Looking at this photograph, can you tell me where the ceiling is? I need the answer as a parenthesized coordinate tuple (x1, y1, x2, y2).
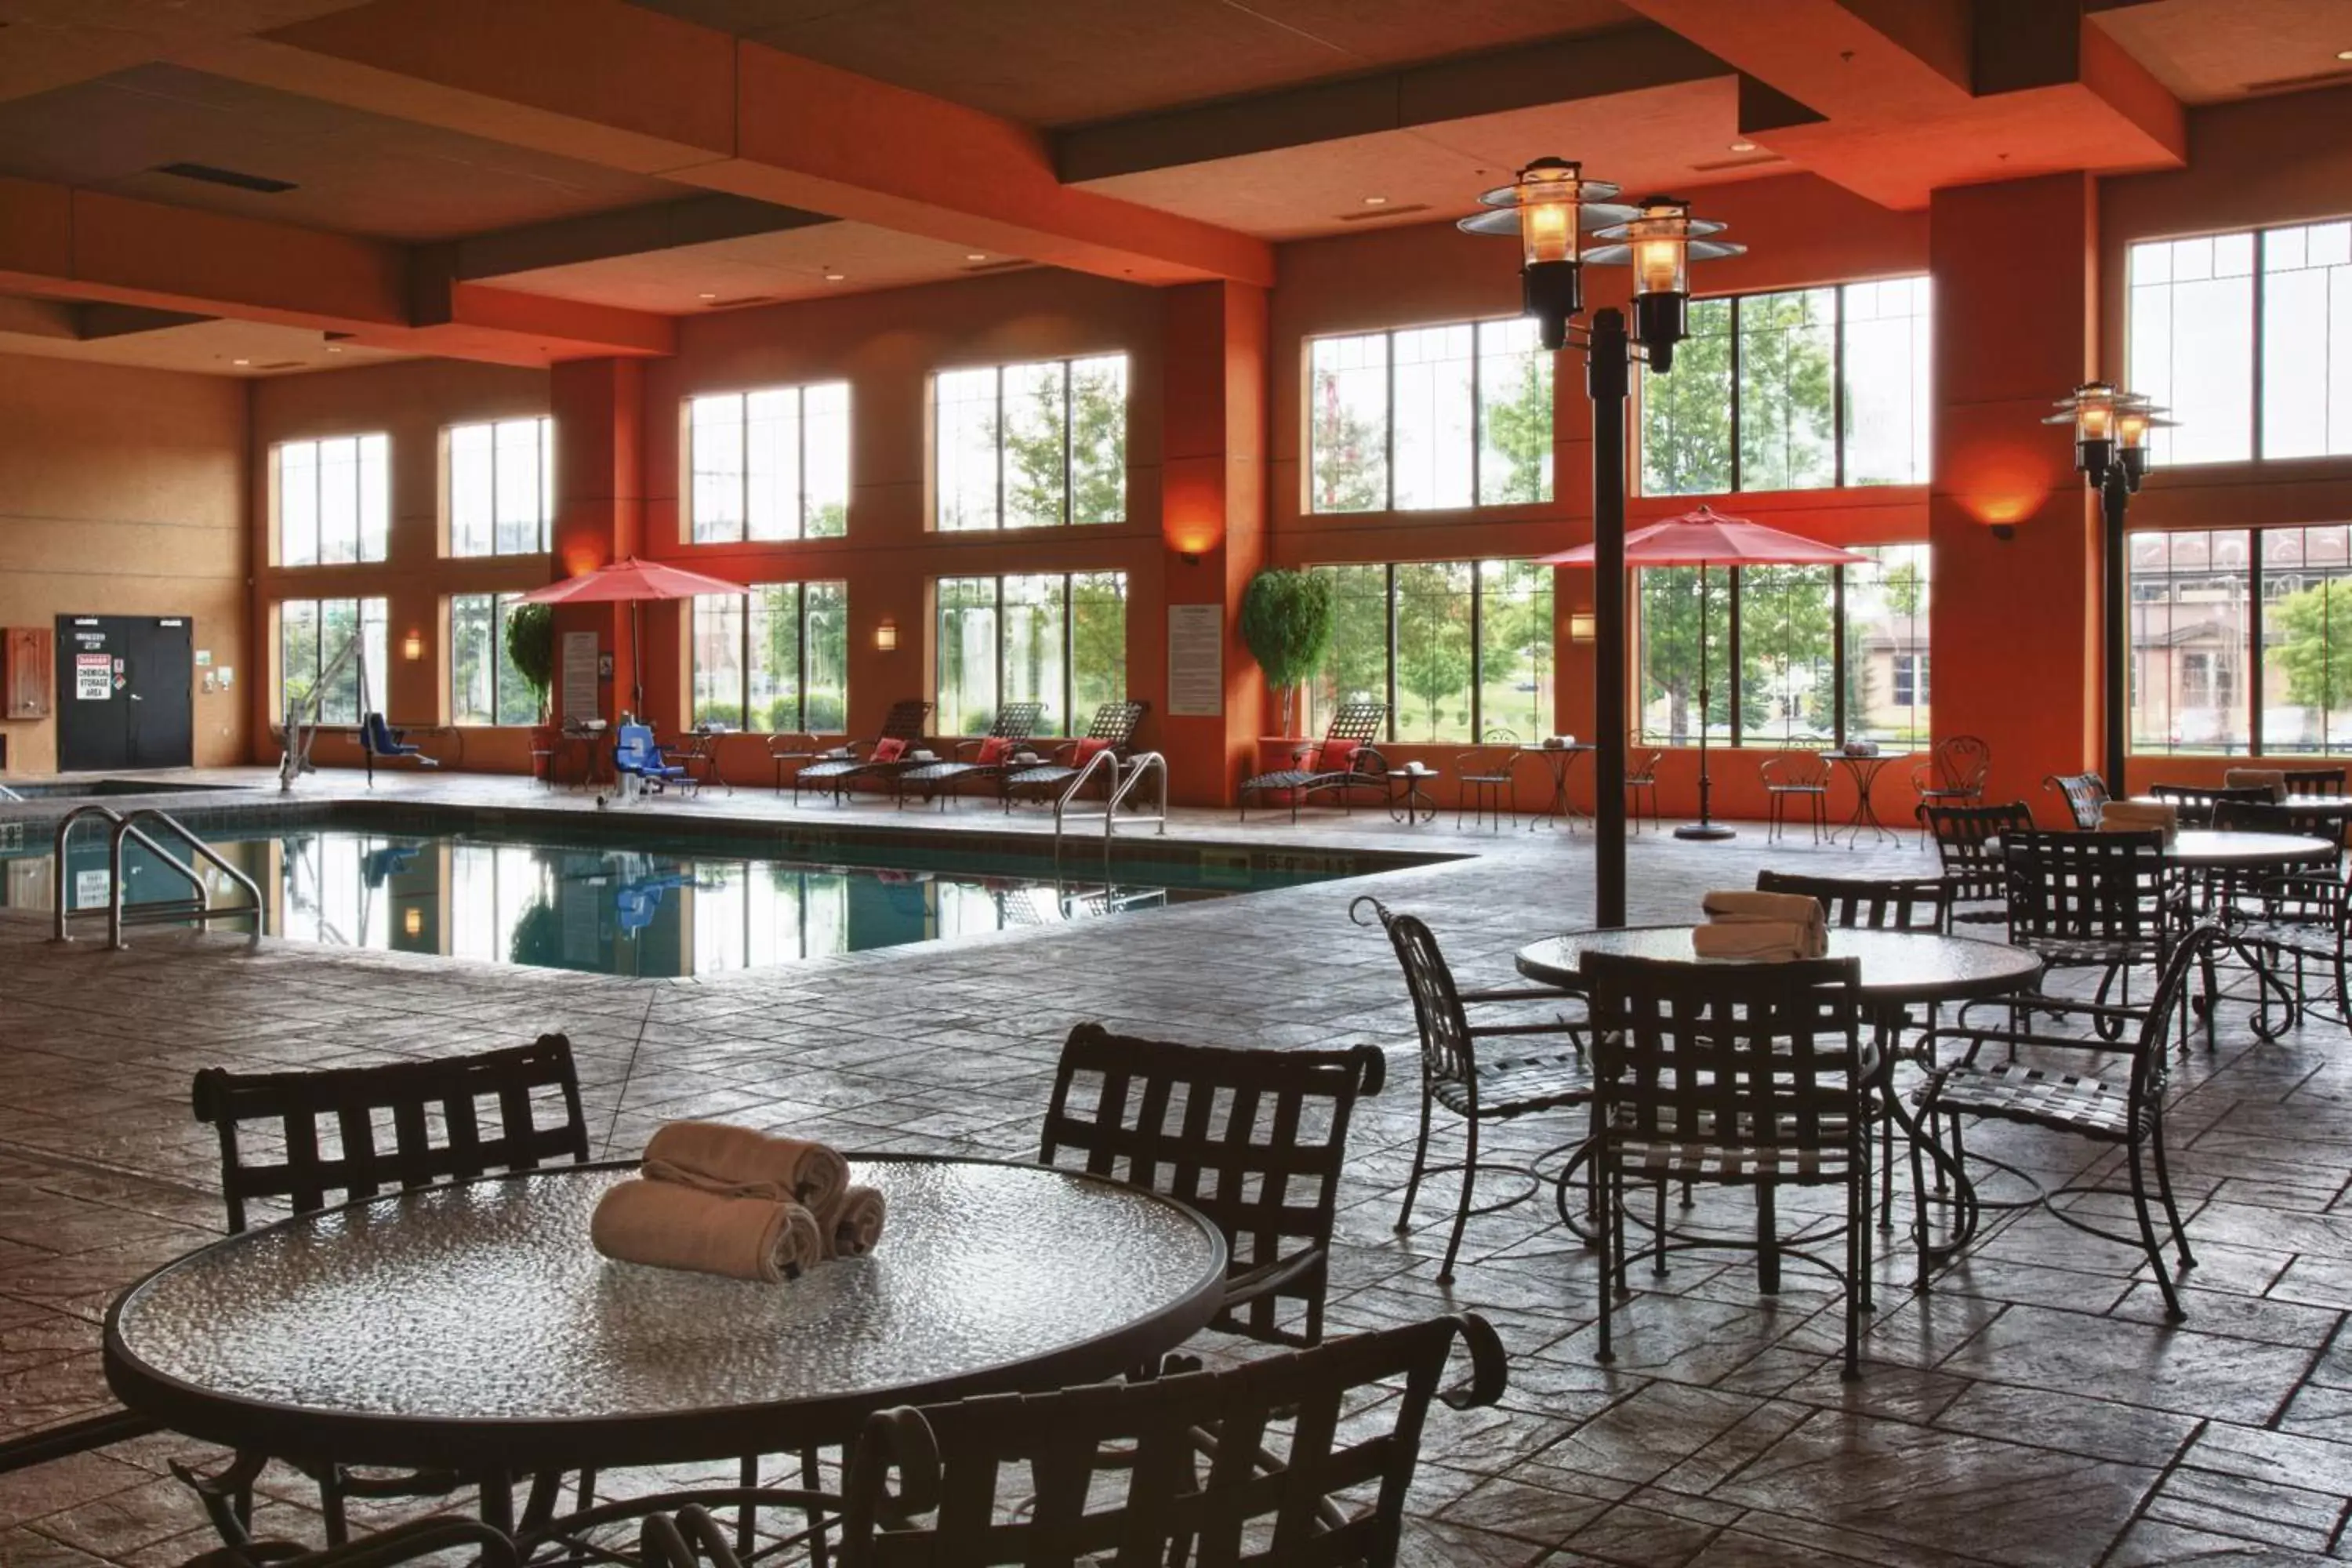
(622, 0, 1639, 126)
(0, 0, 2343, 375)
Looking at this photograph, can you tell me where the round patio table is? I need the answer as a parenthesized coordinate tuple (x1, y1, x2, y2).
(1817, 752, 1906, 849)
(1515, 924, 2042, 1007)
(1518, 742, 1595, 833)
(103, 1156, 1228, 1477)
(2163, 829, 2336, 866)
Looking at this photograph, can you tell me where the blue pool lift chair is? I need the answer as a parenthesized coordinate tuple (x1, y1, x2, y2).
(358, 712, 439, 786)
(610, 723, 693, 803)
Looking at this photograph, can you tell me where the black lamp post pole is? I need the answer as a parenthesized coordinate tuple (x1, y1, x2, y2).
(1589, 307, 1631, 929)
(2101, 466, 2130, 796)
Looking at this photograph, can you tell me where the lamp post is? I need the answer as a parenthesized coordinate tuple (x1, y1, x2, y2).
(2047, 383, 2172, 797)
(1463, 167, 1741, 927)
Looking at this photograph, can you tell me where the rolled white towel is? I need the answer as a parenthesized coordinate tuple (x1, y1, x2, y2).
(642, 1121, 851, 1216)
(1700, 890, 1828, 957)
(822, 1184, 888, 1259)
(1691, 922, 1811, 962)
(590, 1179, 824, 1283)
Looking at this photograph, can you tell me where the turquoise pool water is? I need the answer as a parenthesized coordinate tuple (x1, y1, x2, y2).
(4, 811, 1367, 978)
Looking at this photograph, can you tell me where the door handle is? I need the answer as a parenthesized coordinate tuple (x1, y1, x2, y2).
(129, 693, 143, 702)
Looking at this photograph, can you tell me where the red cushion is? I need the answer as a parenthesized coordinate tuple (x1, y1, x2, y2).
(1075, 736, 1113, 762)
(1319, 739, 1361, 771)
(871, 737, 907, 764)
(976, 736, 1014, 765)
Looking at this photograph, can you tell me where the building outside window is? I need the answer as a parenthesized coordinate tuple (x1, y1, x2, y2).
(689, 582, 850, 732)
(1640, 277, 1931, 496)
(688, 384, 851, 543)
(277, 435, 390, 565)
(935, 356, 1127, 531)
(1307, 318, 1552, 513)
(450, 592, 539, 725)
(449, 418, 554, 556)
(2129, 525, 2352, 755)
(1305, 560, 1555, 743)
(1634, 544, 1929, 750)
(934, 572, 1127, 735)
(2129, 220, 2352, 466)
(278, 597, 387, 723)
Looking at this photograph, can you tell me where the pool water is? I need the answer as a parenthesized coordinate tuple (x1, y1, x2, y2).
(3, 815, 1357, 978)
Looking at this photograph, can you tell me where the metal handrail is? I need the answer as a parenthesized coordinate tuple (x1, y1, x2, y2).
(1051, 746, 1125, 839)
(52, 804, 129, 942)
(1104, 751, 1168, 840)
(108, 809, 264, 949)
(0, 783, 22, 802)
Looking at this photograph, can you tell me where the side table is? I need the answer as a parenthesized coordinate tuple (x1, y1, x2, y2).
(1388, 762, 1439, 825)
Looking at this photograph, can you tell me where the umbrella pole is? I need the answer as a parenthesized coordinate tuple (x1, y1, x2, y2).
(632, 599, 644, 720)
(1676, 561, 1736, 841)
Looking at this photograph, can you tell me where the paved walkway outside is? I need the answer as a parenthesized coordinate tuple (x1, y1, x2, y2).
(2, 769, 2348, 1565)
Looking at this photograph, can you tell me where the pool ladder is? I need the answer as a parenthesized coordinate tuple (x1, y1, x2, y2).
(51, 804, 266, 950)
(1052, 750, 1168, 851)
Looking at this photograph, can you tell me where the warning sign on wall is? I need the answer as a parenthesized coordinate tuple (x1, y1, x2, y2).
(74, 654, 111, 701)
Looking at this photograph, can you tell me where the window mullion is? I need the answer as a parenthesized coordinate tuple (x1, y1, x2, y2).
(1726, 569, 1743, 750)
(2252, 230, 2268, 461)
(1831, 288, 1848, 488)
(1469, 567, 1484, 737)
(1062, 361, 1075, 528)
(739, 401, 753, 546)
(2249, 535, 2264, 757)
(1831, 568, 1848, 746)
(996, 368, 1007, 532)
(1728, 299, 1743, 494)
(1385, 332, 1398, 513)
(1385, 564, 1399, 744)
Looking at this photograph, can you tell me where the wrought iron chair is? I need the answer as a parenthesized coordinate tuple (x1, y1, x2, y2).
(1753, 869, 1950, 931)
(1003, 699, 1150, 807)
(1454, 728, 1519, 832)
(1911, 735, 1991, 821)
(1626, 739, 1664, 833)
(2207, 800, 2348, 1029)
(189, 1517, 524, 1568)
(1240, 701, 1389, 822)
(768, 730, 821, 794)
(183, 1037, 592, 1548)
(1761, 752, 1831, 844)
(2283, 767, 2347, 797)
(1922, 800, 2036, 928)
(1913, 923, 2223, 1319)
(2148, 782, 2274, 827)
(1353, 896, 1588, 1285)
(1039, 1023, 1383, 1348)
(894, 701, 1045, 808)
(1582, 952, 1875, 1380)
(2043, 771, 2110, 830)
(2003, 829, 2183, 1036)
(793, 699, 935, 804)
(830, 1312, 1507, 1567)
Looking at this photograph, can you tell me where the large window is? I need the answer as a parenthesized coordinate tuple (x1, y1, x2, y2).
(450, 418, 553, 557)
(1635, 544, 1929, 750)
(1640, 278, 1930, 496)
(2129, 221, 2352, 466)
(935, 572, 1127, 735)
(935, 357, 1127, 531)
(278, 597, 387, 723)
(1306, 560, 1555, 743)
(2129, 525, 2352, 756)
(690, 582, 849, 732)
(450, 592, 539, 726)
(277, 435, 390, 565)
(688, 383, 851, 543)
(1308, 318, 1552, 513)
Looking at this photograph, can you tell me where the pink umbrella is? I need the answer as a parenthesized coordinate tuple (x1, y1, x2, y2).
(1541, 506, 1869, 840)
(518, 557, 749, 718)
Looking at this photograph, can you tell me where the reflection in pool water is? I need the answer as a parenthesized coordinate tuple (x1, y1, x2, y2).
(5, 825, 1318, 978)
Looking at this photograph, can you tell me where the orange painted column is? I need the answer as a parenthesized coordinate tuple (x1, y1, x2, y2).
(1158, 281, 1269, 808)
(1928, 174, 2100, 824)
(550, 358, 648, 732)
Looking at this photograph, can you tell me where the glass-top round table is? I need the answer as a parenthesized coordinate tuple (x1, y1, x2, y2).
(1516, 924, 2043, 1007)
(104, 1156, 1228, 1473)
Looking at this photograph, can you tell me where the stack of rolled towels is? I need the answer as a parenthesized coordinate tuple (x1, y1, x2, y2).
(2224, 768, 2288, 802)
(1692, 889, 1830, 962)
(590, 1122, 887, 1283)
(2096, 800, 2178, 841)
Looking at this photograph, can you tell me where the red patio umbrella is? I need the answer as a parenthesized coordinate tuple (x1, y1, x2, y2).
(517, 557, 749, 720)
(1541, 506, 1869, 840)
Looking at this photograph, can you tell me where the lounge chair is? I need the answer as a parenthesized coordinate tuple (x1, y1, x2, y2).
(1002, 699, 1149, 808)
(611, 722, 691, 799)
(791, 699, 933, 804)
(359, 712, 439, 786)
(1239, 701, 1388, 822)
(894, 701, 1045, 808)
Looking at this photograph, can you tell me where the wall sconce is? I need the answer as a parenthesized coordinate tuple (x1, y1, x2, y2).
(1570, 611, 1597, 643)
(402, 630, 424, 661)
(403, 906, 423, 938)
(875, 620, 898, 652)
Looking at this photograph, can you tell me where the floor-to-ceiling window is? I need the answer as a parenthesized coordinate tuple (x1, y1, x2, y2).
(1305, 561, 1555, 742)
(933, 572, 1127, 735)
(688, 582, 850, 732)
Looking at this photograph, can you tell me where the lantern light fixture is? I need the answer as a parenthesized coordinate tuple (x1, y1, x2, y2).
(1458, 159, 1638, 350)
(2045, 382, 2168, 491)
(1583, 196, 1743, 372)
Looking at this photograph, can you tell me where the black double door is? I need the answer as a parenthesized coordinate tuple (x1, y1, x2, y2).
(55, 615, 194, 771)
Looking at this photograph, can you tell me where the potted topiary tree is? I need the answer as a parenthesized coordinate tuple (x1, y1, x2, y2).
(1240, 568, 1336, 739)
(506, 602, 556, 721)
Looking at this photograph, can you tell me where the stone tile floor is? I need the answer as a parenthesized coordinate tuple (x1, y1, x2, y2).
(2, 770, 2350, 1564)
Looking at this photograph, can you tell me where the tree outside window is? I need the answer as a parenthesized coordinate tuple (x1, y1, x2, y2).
(932, 572, 1128, 735)
(934, 357, 1127, 531)
(688, 384, 851, 543)
(278, 597, 386, 723)
(450, 592, 537, 725)
(1308, 318, 1553, 514)
(1306, 561, 1555, 744)
(689, 583, 850, 733)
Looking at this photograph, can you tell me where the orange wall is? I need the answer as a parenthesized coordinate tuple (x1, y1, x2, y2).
(0, 353, 249, 774)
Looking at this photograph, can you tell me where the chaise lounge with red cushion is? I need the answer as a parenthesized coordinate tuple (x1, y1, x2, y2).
(1003, 700, 1151, 809)
(894, 701, 1046, 808)
(789, 698, 934, 804)
(1239, 701, 1390, 823)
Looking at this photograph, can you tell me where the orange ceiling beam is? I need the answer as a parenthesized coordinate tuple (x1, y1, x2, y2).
(181, 0, 1276, 288)
(0, 177, 672, 366)
(1617, 0, 2183, 209)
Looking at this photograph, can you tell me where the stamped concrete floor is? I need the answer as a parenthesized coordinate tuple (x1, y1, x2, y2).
(2, 771, 2351, 1565)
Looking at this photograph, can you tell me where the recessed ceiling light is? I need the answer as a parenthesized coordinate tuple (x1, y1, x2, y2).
(325, 346, 342, 354)
(697, 291, 717, 300)
(231, 358, 250, 366)
(2338, 47, 2352, 60)
(965, 252, 986, 261)
(1362, 195, 1388, 206)
(823, 271, 845, 281)
(1729, 140, 1758, 153)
